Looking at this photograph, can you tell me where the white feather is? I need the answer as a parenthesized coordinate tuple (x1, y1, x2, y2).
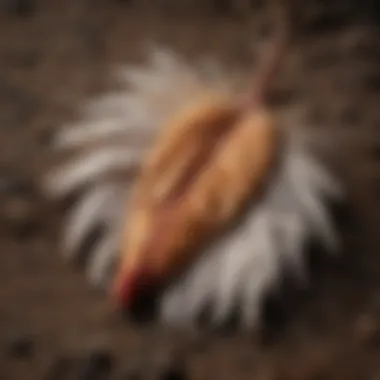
(295, 150, 342, 198)
(54, 119, 131, 150)
(276, 213, 308, 283)
(62, 184, 117, 257)
(287, 153, 339, 252)
(42, 45, 343, 330)
(44, 147, 142, 197)
(86, 231, 120, 287)
(213, 208, 280, 326)
(240, 213, 280, 328)
(159, 135, 342, 328)
(85, 188, 127, 287)
(83, 95, 152, 126)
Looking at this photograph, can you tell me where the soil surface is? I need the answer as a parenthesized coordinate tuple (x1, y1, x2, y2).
(0, 1, 379, 379)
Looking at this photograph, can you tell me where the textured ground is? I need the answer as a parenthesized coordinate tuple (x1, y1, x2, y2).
(0, 1, 379, 379)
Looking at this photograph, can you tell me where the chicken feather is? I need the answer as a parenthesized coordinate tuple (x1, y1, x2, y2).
(42, 44, 343, 330)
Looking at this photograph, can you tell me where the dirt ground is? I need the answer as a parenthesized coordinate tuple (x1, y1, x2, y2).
(0, 0, 379, 379)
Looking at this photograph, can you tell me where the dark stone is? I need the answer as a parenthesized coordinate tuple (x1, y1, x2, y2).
(6, 331, 34, 359)
(212, 0, 232, 14)
(248, 0, 264, 10)
(78, 346, 114, 379)
(6, 0, 35, 16)
(152, 347, 189, 380)
(158, 363, 188, 380)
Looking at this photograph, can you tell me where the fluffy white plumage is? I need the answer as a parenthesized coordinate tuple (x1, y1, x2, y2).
(43, 45, 343, 330)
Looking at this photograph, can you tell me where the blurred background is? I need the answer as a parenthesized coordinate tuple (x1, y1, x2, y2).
(0, 0, 379, 379)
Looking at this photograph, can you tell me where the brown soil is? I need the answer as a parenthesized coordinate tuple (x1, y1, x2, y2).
(0, 1, 379, 379)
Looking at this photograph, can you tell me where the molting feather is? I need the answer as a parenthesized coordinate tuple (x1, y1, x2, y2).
(42, 44, 343, 330)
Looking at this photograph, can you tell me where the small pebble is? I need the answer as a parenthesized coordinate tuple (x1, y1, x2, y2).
(6, 0, 35, 16)
(88, 348, 114, 373)
(77, 345, 114, 380)
(5, 331, 34, 359)
(153, 350, 189, 380)
(212, 0, 232, 13)
(159, 364, 188, 380)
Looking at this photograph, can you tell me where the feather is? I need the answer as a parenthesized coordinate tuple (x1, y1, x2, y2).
(42, 45, 343, 330)
(86, 230, 121, 287)
(61, 184, 118, 258)
(159, 134, 342, 328)
(44, 147, 142, 198)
